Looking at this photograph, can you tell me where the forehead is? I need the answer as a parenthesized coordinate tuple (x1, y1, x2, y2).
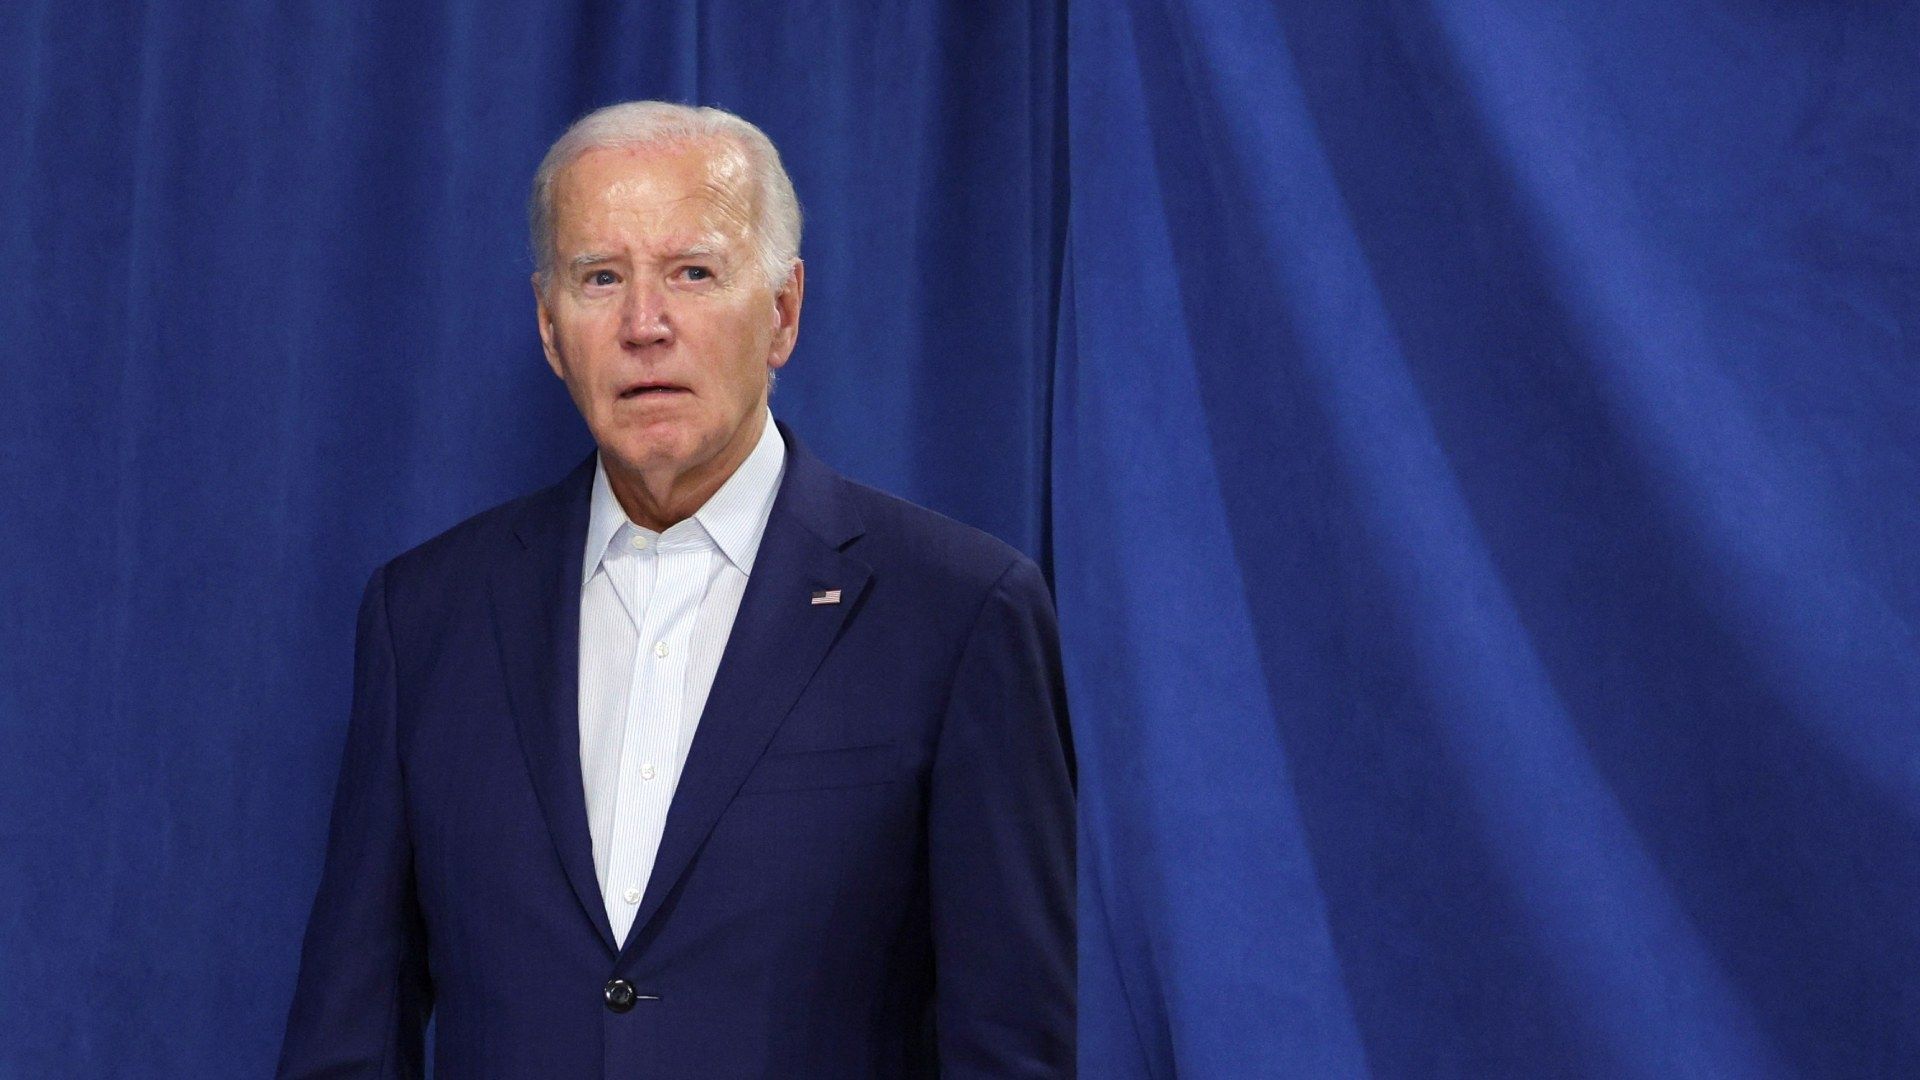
(550, 139, 755, 251)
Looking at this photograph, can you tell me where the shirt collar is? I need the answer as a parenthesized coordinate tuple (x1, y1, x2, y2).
(582, 410, 786, 584)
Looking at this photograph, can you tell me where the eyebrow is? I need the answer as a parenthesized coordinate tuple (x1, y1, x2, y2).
(568, 243, 725, 263)
(565, 242, 731, 274)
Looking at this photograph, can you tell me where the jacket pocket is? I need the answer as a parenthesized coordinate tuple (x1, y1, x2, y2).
(736, 742, 904, 795)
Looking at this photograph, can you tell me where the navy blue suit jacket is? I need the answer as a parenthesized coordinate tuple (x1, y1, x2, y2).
(278, 424, 1075, 1078)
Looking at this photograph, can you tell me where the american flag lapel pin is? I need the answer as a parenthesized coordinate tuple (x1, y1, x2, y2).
(810, 588, 842, 606)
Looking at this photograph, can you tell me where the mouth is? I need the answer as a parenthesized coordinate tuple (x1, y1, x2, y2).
(618, 380, 691, 400)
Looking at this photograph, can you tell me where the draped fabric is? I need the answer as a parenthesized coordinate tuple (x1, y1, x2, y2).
(2, 0, 1913, 1076)
(1060, 3, 1918, 1077)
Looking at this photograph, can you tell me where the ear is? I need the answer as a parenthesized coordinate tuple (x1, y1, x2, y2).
(767, 259, 804, 371)
(533, 273, 564, 379)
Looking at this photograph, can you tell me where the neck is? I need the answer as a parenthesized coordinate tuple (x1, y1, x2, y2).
(605, 411, 767, 532)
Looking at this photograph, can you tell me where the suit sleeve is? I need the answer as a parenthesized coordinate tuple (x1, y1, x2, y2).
(929, 555, 1077, 1078)
(277, 566, 434, 1079)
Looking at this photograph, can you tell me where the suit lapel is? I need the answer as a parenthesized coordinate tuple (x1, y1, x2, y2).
(489, 453, 619, 954)
(623, 425, 871, 951)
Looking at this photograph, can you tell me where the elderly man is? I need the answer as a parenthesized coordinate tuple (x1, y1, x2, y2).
(275, 101, 1074, 1079)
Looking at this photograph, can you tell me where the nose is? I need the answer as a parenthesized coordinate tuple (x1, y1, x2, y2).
(619, 282, 672, 350)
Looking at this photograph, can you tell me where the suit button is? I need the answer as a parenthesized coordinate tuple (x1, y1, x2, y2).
(604, 979, 637, 1013)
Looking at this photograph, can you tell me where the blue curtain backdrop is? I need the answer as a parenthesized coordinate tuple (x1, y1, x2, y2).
(2, 1, 1913, 1077)
(1061, 2, 1917, 1077)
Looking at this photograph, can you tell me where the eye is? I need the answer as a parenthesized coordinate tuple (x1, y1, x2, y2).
(587, 269, 619, 287)
(682, 266, 713, 282)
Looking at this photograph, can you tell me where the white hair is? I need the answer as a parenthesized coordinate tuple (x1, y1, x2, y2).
(529, 100, 803, 291)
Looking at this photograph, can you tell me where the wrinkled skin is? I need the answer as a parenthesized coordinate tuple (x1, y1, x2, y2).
(535, 138, 803, 530)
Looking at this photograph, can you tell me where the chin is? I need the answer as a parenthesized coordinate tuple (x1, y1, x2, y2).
(601, 433, 709, 479)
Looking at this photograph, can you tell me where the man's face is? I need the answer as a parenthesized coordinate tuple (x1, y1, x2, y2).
(536, 140, 801, 494)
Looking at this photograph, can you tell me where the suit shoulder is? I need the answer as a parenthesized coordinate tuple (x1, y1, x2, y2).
(837, 479, 1039, 599)
(373, 473, 571, 600)
(387, 492, 527, 574)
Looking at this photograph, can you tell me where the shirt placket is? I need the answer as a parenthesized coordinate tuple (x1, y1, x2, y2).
(602, 532, 710, 944)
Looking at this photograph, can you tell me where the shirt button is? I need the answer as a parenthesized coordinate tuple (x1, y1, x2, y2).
(623, 886, 641, 904)
(641, 763, 657, 780)
(629, 534, 647, 550)
(654, 641, 670, 658)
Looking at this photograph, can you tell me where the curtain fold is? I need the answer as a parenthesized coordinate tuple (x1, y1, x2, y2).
(1059, 2, 1918, 1076)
